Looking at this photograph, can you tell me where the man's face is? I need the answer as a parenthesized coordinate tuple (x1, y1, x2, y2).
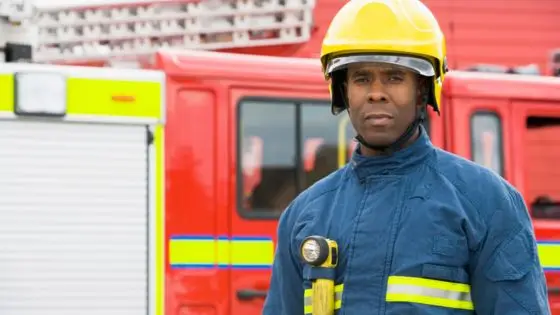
(345, 62, 422, 148)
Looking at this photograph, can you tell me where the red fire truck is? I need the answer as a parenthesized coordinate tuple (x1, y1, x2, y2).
(157, 48, 560, 315)
(1, 0, 559, 314)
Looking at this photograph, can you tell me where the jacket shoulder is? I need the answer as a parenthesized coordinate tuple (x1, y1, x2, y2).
(303, 165, 349, 201)
(279, 165, 350, 223)
(431, 148, 522, 219)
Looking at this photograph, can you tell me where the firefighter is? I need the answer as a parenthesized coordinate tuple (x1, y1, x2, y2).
(262, 0, 551, 314)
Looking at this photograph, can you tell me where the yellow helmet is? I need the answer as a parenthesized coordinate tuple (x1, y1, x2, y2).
(320, 0, 448, 115)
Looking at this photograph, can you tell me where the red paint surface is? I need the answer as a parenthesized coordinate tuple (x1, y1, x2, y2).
(158, 49, 560, 314)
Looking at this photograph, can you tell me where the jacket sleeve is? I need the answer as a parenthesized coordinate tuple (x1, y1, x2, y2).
(262, 204, 304, 315)
(470, 188, 550, 314)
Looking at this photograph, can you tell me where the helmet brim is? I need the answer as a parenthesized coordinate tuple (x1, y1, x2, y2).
(326, 54, 436, 77)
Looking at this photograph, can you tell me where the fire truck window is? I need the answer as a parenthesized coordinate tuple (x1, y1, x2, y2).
(241, 136, 263, 201)
(238, 100, 297, 217)
(526, 116, 560, 219)
(301, 102, 340, 189)
(470, 112, 504, 177)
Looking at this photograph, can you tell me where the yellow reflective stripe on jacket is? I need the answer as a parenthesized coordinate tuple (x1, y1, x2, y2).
(304, 288, 312, 314)
(386, 276, 474, 311)
(335, 284, 343, 309)
(304, 284, 344, 314)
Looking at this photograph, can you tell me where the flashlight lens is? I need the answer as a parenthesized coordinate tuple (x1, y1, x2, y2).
(302, 240, 321, 262)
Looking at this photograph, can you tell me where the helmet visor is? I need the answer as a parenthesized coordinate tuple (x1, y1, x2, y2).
(326, 54, 435, 77)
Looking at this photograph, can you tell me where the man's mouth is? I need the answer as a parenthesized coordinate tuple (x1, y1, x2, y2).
(365, 112, 394, 126)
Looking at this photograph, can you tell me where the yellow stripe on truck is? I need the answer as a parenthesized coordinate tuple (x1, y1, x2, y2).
(0, 71, 164, 121)
(169, 239, 560, 270)
(154, 125, 165, 315)
(169, 236, 274, 269)
(67, 78, 162, 119)
(0, 74, 14, 112)
(538, 241, 560, 271)
(230, 237, 275, 267)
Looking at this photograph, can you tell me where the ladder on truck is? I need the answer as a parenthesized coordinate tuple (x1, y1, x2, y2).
(0, 0, 35, 62)
(0, 0, 316, 64)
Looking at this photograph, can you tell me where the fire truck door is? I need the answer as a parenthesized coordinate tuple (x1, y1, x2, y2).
(230, 88, 338, 315)
(510, 100, 560, 308)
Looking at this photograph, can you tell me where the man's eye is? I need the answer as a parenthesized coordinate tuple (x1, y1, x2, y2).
(353, 77, 369, 83)
(389, 75, 404, 82)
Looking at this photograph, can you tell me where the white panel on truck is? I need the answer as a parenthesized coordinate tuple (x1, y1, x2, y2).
(0, 120, 149, 315)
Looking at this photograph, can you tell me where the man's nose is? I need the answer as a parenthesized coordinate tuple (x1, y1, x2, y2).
(367, 81, 388, 102)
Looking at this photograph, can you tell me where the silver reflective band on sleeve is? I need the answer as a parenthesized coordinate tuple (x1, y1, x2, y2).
(327, 54, 436, 77)
(385, 276, 474, 311)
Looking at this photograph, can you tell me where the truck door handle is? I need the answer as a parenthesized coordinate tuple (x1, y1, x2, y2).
(236, 289, 268, 300)
(548, 286, 560, 295)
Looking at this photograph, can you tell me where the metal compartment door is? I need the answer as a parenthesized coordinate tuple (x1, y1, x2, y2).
(0, 120, 149, 315)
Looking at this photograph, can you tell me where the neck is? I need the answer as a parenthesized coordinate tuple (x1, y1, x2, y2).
(360, 127, 421, 157)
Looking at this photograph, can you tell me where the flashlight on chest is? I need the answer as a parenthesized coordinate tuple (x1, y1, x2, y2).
(300, 235, 339, 315)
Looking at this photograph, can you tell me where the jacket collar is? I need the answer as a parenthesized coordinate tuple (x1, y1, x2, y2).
(349, 125, 434, 180)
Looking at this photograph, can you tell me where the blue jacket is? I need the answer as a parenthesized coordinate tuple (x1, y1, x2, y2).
(262, 127, 550, 315)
